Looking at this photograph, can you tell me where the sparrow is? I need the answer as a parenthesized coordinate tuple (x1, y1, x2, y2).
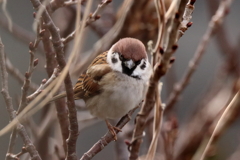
(51, 38, 152, 140)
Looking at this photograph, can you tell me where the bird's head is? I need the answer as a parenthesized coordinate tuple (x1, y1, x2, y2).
(107, 38, 152, 81)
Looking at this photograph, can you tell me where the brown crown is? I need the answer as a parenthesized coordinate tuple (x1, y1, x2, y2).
(112, 38, 147, 61)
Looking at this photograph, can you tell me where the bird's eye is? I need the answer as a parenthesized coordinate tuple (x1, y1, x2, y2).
(135, 60, 141, 65)
(119, 54, 124, 61)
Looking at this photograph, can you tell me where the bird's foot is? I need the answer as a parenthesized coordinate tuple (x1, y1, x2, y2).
(105, 120, 122, 141)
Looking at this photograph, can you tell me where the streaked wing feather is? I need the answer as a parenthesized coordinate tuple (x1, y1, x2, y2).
(73, 51, 109, 99)
(87, 64, 112, 81)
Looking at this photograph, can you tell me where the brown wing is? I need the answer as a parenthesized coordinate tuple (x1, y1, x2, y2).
(73, 51, 110, 99)
(87, 64, 112, 81)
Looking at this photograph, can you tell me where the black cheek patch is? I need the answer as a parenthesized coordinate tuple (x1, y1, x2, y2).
(140, 61, 146, 69)
(111, 57, 118, 63)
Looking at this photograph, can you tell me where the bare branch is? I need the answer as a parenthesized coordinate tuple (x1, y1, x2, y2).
(80, 107, 138, 160)
(50, 0, 85, 12)
(18, 29, 42, 113)
(165, 0, 234, 113)
(71, 0, 133, 77)
(29, 0, 79, 159)
(0, 37, 42, 160)
(200, 91, 240, 160)
(5, 128, 18, 160)
(5, 57, 38, 91)
(2, 0, 12, 31)
(62, 0, 112, 44)
(179, 0, 195, 38)
(129, 1, 189, 159)
(27, 68, 59, 102)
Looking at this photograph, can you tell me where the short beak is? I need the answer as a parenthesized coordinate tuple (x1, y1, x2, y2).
(124, 60, 135, 69)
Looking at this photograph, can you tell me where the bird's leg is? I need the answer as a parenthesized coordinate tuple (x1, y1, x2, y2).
(105, 119, 121, 141)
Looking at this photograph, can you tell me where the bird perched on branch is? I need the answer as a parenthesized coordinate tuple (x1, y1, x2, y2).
(51, 38, 152, 140)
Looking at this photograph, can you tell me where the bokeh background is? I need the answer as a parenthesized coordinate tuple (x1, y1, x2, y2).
(0, 0, 240, 159)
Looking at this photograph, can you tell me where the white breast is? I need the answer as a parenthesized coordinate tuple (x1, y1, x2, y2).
(86, 72, 147, 119)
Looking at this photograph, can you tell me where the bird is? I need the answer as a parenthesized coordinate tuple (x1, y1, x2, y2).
(51, 38, 152, 140)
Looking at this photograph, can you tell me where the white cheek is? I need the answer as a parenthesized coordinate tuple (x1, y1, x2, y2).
(111, 60, 122, 72)
(132, 60, 152, 82)
(107, 49, 122, 72)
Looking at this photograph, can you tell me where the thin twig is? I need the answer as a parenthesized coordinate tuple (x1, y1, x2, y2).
(152, 0, 166, 65)
(2, 0, 13, 31)
(178, 0, 195, 38)
(173, 85, 232, 159)
(15, 147, 28, 158)
(129, 1, 188, 159)
(0, 37, 42, 160)
(200, 91, 240, 160)
(79, 107, 139, 160)
(145, 0, 166, 158)
(50, 0, 85, 12)
(5, 128, 18, 160)
(5, 57, 38, 91)
(39, 15, 69, 155)
(62, 0, 112, 44)
(165, 0, 233, 113)
(30, 0, 79, 159)
(0, 0, 90, 139)
(71, 0, 133, 77)
(27, 68, 59, 102)
(146, 83, 164, 160)
(18, 29, 42, 113)
(40, 16, 70, 153)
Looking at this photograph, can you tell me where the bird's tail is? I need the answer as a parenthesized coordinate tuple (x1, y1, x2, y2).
(49, 92, 67, 103)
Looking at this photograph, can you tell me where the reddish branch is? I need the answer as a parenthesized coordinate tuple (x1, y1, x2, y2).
(200, 91, 240, 160)
(165, 0, 232, 113)
(63, 0, 112, 44)
(41, 21, 69, 154)
(5, 57, 38, 91)
(71, 0, 133, 77)
(179, 0, 195, 38)
(85, 0, 112, 26)
(49, 0, 67, 12)
(0, 38, 42, 160)
(79, 107, 138, 160)
(5, 25, 41, 160)
(29, 0, 78, 159)
(27, 68, 59, 102)
(14, 147, 28, 159)
(173, 86, 232, 159)
(50, 0, 86, 12)
(129, 0, 189, 159)
(18, 32, 41, 113)
(171, 0, 235, 159)
(6, 128, 17, 160)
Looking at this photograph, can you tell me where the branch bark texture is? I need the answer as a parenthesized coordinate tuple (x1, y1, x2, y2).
(0, 38, 42, 160)
(29, 0, 78, 159)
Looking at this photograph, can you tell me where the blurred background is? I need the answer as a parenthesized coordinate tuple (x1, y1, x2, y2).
(0, 0, 240, 159)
